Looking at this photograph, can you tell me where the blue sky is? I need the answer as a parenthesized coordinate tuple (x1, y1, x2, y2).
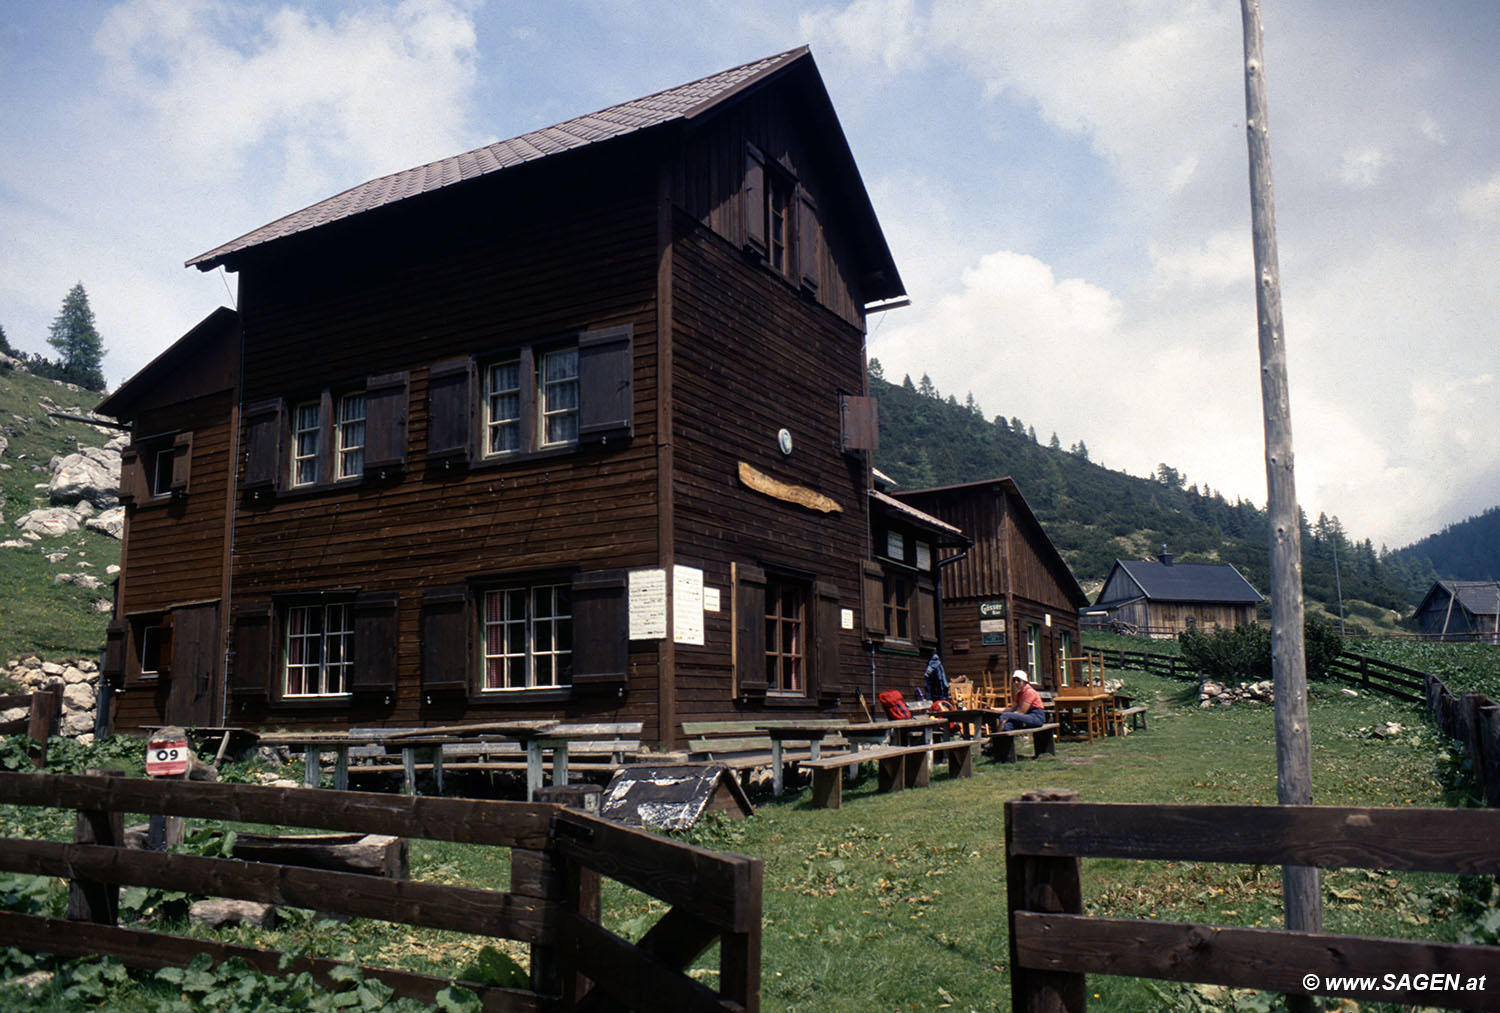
(3, 0, 1498, 550)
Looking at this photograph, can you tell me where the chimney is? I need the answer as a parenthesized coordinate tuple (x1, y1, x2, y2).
(1158, 545, 1173, 565)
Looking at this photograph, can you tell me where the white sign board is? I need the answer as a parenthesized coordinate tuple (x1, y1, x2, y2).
(673, 564, 705, 646)
(629, 568, 668, 640)
(840, 608, 855, 630)
(704, 586, 721, 613)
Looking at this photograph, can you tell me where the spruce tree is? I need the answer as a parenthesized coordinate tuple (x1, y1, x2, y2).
(47, 283, 106, 391)
(0, 322, 12, 355)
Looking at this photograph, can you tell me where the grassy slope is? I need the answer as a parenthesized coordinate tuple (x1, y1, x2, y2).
(0, 366, 120, 666)
(7, 657, 1482, 1011)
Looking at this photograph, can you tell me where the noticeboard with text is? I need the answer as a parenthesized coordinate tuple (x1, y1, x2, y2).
(980, 600, 1007, 645)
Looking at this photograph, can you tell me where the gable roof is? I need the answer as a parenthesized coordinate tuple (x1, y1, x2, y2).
(1096, 559, 1264, 608)
(96, 306, 239, 421)
(1415, 579, 1500, 619)
(870, 488, 968, 546)
(892, 477, 1092, 611)
(188, 47, 903, 299)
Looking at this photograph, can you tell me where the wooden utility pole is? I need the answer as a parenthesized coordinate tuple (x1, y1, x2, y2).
(1239, 0, 1323, 956)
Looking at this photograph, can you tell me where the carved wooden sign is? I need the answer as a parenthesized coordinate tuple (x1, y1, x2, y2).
(737, 461, 842, 514)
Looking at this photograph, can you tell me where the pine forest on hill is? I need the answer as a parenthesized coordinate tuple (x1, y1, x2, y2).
(1397, 505, 1500, 581)
(867, 365, 1442, 633)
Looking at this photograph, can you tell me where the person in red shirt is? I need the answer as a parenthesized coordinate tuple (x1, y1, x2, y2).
(998, 669, 1046, 731)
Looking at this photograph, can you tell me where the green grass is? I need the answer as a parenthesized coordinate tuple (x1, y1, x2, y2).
(0, 366, 120, 663)
(1346, 637, 1500, 699)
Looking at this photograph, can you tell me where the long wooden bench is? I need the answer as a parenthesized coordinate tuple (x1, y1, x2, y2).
(986, 722, 1059, 763)
(1117, 705, 1147, 731)
(799, 738, 985, 809)
(683, 719, 851, 793)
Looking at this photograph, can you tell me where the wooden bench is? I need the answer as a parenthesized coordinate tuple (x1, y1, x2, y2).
(986, 722, 1059, 763)
(799, 738, 985, 809)
(683, 719, 851, 793)
(1117, 706, 1147, 731)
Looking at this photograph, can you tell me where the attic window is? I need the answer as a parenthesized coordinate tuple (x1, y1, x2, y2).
(743, 144, 819, 294)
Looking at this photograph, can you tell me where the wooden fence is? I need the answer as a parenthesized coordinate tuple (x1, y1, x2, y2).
(0, 690, 60, 767)
(1006, 797, 1500, 1011)
(1095, 643, 1500, 806)
(0, 772, 762, 1012)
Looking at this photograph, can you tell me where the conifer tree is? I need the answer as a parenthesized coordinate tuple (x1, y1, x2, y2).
(0, 322, 13, 355)
(46, 283, 106, 391)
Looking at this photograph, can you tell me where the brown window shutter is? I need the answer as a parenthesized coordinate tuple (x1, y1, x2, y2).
(170, 432, 193, 495)
(229, 601, 275, 697)
(743, 146, 767, 256)
(571, 570, 627, 690)
(577, 326, 633, 444)
(352, 592, 399, 693)
(426, 357, 475, 463)
(364, 371, 409, 472)
(796, 187, 820, 294)
(840, 395, 879, 453)
(420, 586, 470, 693)
(103, 620, 127, 680)
(118, 447, 148, 505)
(243, 399, 284, 491)
(159, 613, 176, 678)
(862, 560, 887, 638)
(915, 580, 939, 650)
(813, 580, 841, 702)
(733, 563, 768, 699)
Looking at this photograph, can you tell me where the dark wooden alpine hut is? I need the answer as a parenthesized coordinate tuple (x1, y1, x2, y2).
(1412, 580, 1500, 642)
(892, 478, 1089, 692)
(98, 47, 908, 747)
(1090, 549, 1263, 637)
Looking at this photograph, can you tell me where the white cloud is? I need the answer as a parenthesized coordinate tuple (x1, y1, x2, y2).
(1457, 171, 1500, 222)
(1337, 147, 1387, 189)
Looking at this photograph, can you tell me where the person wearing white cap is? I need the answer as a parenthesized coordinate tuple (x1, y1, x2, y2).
(998, 669, 1046, 732)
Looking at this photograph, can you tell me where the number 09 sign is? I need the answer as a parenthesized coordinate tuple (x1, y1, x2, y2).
(146, 737, 190, 777)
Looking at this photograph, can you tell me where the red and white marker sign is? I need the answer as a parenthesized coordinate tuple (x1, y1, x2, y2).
(146, 737, 190, 777)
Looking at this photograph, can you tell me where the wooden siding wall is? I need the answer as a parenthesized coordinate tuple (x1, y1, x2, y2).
(670, 213, 869, 720)
(674, 87, 868, 328)
(895, 486, 1083, 690)
(222, 155, 664, 732)
(113, 390, 237, 732)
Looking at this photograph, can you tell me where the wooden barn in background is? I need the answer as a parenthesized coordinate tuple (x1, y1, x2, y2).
(891, 478, 1089, 693)
(97, 48, 927, 747)
(1412, 580, 1500, 642)
(1088, 550, 1264, 638)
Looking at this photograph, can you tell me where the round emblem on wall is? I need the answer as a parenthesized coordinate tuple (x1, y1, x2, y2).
(777, 428, 794, 455)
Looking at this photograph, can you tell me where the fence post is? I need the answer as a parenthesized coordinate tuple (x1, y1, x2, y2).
(1007, 789, 1085, 1013)
(66, 769, 124, 924)
(1359, 656, 1369, 692)
(25, 689, 58, 769)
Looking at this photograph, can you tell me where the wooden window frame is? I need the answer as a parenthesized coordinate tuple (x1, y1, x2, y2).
(742, 143, 820, 294)
(335, 391, 366, 480)
(883, 571, 914, 644)
(478, 581, 573, 693)
(281, 599, 356, 699)
(482, 356, 523, 457)
(149, 446, 174, 498)
(290, 399, 322, 488)
(763, 576, 808, 696)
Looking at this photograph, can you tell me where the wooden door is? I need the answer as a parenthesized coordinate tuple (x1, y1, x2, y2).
(165, 603, 221, 726)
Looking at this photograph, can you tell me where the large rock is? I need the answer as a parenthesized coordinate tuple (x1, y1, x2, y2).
(85, 506, 125, 539)
(189, 899, 277, 929)
(14, 507, 81, 537)
(48, 447, 120, 508)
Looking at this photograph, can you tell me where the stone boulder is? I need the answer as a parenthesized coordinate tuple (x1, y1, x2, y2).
(85, 506, 125, 539)
(14, 507, 80, 538)
(48, 446, 120, 508)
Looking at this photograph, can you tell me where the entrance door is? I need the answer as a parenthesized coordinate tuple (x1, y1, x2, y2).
(165, 603, 221, 726)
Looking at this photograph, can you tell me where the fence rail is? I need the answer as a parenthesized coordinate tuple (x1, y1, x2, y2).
(0, 772, 762, 1012)
(1006, 798, 1500, 1011)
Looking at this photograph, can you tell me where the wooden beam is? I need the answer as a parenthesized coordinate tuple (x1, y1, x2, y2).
(736, 461, 842, 514)
(1239, 0, 1321, 948)
(1014, 913, 1500, 1009)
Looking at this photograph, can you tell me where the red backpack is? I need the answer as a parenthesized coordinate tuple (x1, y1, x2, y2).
(877, 689, 912, 720)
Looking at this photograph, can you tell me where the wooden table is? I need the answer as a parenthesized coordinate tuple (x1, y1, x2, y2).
(386, 721, 567, 801)
(756, 723, 850, 796)
(1050, 690, 1114, 742)
(841, 717, 949, 784)
(930, 708, 1005, 738)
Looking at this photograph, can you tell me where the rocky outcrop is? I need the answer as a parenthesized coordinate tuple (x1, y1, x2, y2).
(48, 444, 122, 508)
(1198, 679, 1274, 707)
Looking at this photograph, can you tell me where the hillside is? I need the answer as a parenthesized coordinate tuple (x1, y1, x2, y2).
(0, 362, 122, 664)
(1397, 505, 1500, 581)
(868, 370, 1436, 632)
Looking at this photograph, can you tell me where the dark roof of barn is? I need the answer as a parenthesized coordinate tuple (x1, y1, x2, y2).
(870, 488, 968, 545)
(188, 47, 903, 298)
(96, 306, 238, 420)
(1416, 580, 1500, 618)
(1096, 559, 1264, 608)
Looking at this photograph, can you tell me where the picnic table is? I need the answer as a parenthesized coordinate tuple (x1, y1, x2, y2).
(1051, 688, 1115, 742)
(259, 720, 586, 801)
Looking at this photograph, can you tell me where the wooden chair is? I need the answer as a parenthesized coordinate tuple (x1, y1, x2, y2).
(948, 676, 977, 709)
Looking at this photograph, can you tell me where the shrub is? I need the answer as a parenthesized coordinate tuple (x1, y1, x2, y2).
(1180, 616, 1343, 683)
